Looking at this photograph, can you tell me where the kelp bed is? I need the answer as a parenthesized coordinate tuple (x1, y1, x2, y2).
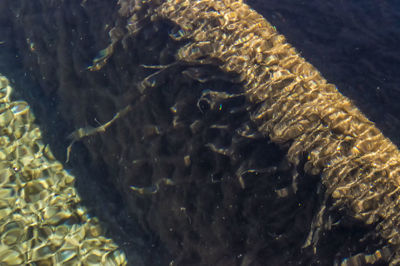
(0, 0, 399, 265)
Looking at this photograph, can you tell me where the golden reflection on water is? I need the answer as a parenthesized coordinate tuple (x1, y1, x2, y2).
(0, 75, 126, 265)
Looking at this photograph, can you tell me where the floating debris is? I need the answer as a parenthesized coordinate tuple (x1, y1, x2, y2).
(86, 45, 115, 71)
(66, 104, 132, 162)
(130, 178, 175, 195)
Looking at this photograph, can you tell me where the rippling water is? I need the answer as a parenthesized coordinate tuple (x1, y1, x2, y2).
(1, 0, 400, 265)
(248, 0, 400, 144)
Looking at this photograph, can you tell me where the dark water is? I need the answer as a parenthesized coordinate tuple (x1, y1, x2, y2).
(1, 0, 400, 265)
(248, 0, 400, 145)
